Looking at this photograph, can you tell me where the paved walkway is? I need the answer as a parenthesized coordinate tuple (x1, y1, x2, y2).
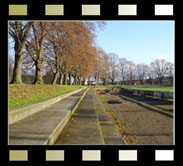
(55, 89, 124, 145)
(9, 88, 125, 145)
(55, 89, 105, 144)
(9, 89, 86, 145)
(94, 94, 125, 144)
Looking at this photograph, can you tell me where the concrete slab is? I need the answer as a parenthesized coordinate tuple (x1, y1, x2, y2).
(9, 89, 87, 145)
(9, 88, 87, 125)
(94, 94, 125, 145)
(55, 89, 105, 145)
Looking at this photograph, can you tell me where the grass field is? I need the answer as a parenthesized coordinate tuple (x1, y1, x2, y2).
(119, 85, 174, 91)
(9, 84, 83, 109)
(130, 87, 173, 91)
(94, 84, 173, 91)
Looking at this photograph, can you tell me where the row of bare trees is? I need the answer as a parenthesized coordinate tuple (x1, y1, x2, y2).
(9, 21, 174, 86)
(94, 50, 174, 85)
(9, 21, 106, 85)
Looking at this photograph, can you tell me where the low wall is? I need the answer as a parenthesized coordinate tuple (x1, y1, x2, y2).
(125, 89, 173, 100)
(9, 87, 87, 125)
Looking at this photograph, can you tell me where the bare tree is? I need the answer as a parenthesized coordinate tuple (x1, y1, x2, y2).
(108, 53, 119, 85)
(119, 58, 128, 84)
(9, 56, 14, 83)
(26, 22, 47, 84)
(100, 54, 110, 85)
(150, 59, 169, 85)
(94, 47, 107, 85)
(9, 21, 106, 85)
(147, 65, 155, 85)
(9, 21, 33, 83)
(21, 51, 35, 83)
(136, 63, 148, 85)
(126, 61, 136, 84)
(45, 22, 65, 84)
(166, 62, 174, 85)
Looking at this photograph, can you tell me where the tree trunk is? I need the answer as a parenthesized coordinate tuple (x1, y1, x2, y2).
(88, 77, 91, 85)
(10, 22, 33, 84)
(74, 76, 78, 85)
(159, 77, 163, 85)
(83, 78, 86, 85)
(52, 56, 60, 84)
(72, 75, 76, 85)
(34, 60, 43, 84)
(11, 40, 25, 84)
(78, 77, 81, 85)
(94, 76, 97, 86)
(59, 72, 64, 85)
(52, 71, 59, 84)
(32, 22, 46, 84)
(11, 49, 24, 84)
(122, 77, 125, 85)
(140, 79, 143, 85)
(103, 78, 107, 85)
(64, 72, 68, 85)
(69, 73, 72, 85)
(149, 77, 153, 85)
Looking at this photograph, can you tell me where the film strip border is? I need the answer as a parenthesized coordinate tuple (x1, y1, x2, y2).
(7, 4, 174, 17)
(8, 149, 175, 162)
(3, 1, 178, 166)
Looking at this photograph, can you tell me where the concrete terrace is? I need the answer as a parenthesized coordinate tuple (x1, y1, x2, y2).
(9, 89, 87, 145)
(55, 89, 124, 145)
(9, 88, 125, 145)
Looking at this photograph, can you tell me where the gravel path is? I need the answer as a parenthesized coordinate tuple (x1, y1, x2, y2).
(96, 88, 174, 145)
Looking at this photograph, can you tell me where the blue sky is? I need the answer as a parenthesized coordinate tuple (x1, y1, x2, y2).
(95, 21, 174, 64)
(9, 21, 174, 65)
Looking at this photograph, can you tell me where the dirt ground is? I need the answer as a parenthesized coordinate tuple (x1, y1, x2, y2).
(95, 87, 174, 145)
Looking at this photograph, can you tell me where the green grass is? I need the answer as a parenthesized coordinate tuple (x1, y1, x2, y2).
(88, 84, 173, 91)
(9, 84, 84, 109)
(92, 84, 173, 91)
(131, 87, 173, 91)
(119, 85, 173, 91)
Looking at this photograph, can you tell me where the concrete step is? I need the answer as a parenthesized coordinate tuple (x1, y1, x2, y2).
(94, 92, 125, 145)
(9, 89, 88, 145)
(9, 88, 87, 125)
(55, 89, 105, 145)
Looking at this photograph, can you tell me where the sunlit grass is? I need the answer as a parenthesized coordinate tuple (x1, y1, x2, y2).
(92, 84, 173, 91)
(131, 87, 173, 91)
(130, 87, 173, 91)
(9, 84, 83, 109)
(119, 85, 173, 91)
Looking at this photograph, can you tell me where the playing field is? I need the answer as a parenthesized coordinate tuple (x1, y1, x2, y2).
(120, 85, 173, 92)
